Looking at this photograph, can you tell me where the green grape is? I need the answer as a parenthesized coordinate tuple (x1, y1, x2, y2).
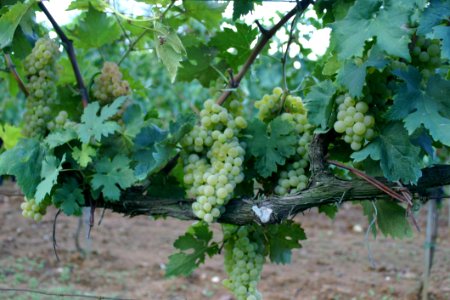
(20, 197, 49, 222)
(410, 35, 443, 78)
(333, 94, 376, 152)
(223, 226, 264, 300)
(182, 99, 247, 223)
(92, 62, 130, 105)
(22, 38, 60, 138)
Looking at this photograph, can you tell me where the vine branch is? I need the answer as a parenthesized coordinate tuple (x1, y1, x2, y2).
(216, 0, 313, 105)
(3, 52, 29, 96)
(37, 1, 88, 108)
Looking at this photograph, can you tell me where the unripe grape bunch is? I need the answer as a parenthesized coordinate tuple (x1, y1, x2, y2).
(92, 62, 130, 105)
(333, 95, 376, 151)
(47, 110, 75, 131)
(410, 35, 442, 78)
(255, 87, 313, 196)
(22, 38, 60, 138)
(20, 197, 49, 222)
(181, 99, 247, 223)
(223, 226, 264, 300)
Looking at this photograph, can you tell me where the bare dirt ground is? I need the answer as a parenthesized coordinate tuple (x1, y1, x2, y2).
(0, 181, 449, 300)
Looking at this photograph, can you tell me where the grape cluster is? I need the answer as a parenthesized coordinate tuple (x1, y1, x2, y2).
(47, 110, 74, 131)
(254, 87, 313, 196)
(20, 197, 49, 222)
(333, 95, 375, 151)
(411, 36, 442, 78)
(22, 38, 60, 138)
(223, 226, 264, 300)
(92, 62, 130, 105)
(181, 100, 247, 223)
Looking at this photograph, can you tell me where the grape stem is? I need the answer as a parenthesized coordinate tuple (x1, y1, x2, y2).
(216, 0, 313, 106)
(3, 52, 29, 96)
(37, 2, 89, 108)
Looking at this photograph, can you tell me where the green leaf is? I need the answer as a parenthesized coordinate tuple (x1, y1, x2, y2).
(146, 174, 185, 198)
(177, 46, 219, 86)
(336, 47, 388, 97)
(245, 117, 297, 178)
(417, 0, 450, 35)
(53, 178, 85, 216)
(432, 25, 450, 60)
(35, 154, 66, 204)
(77, 97, 126, 143)
(331, 0, 412, 60)
(388, 68, 450, 146)
(266, 221, 306, 264)
(91, 155, 136, 201)
(133, 125, 168, 180)
(232, 0, 260, 20)
(0, 139, 45, 199)
(69, 5, 121, 49)
(72, 144, 96, 168)
(318, 204, 338, 219)
(304, 79, 336, 132)
(362, 200, 413, 239)
(67, 0, 108, 11)
(166, 223, 219, 277)
(0, 123, 22, 149)
(183, 1, 227, 29)
(210, 23, 258, 68)
(154, 22, 186, 82)
(352, 122, 422, 184)
(0, 1, 34, 49)
(44, 128, 78, 149)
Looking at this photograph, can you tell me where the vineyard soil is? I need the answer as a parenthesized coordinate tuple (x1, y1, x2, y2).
(1, 181, 449, 300)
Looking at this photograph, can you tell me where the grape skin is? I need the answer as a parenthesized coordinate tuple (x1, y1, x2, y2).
(410, 35, 442, 78)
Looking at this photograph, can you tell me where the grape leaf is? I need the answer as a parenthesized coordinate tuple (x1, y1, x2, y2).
(331, 0, 412, 60)
(154, 22, 186, 82)
(304, 79, 336, 132)
(432, 25, 450, 60)
(210, 23, 258, 68)
(77, 97, 126, 143)
(35, 154, 66, 204)
(244, 117, 297, 178)
(318, 204, 338, 219)
(91, 155, 136, 201)
(362, 200, 413, 239)
(352, 122, 422, 184)
(146, 174, 185, 198)
(336, 47, 388, 97)
(53, 178, 85, 216)
(133, 114, 195, 180)
(177, 46, 219, 86)
(183, 1, 227, 29)
(232, 0, 260, 20)
(0, 139, 46, 199)
(166, 223, 219, 277)
(388, 68, 450, 146)
(266, 221, 306, 264)
(44, 128, 78, 149)
(72, 144, 96, 167)
(0, 1, 34, 49)
(0, 123, 22, 150)
(69, 5, 121, 49)
(417, 0, 450, 35)
(67, 0, 108, 11)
